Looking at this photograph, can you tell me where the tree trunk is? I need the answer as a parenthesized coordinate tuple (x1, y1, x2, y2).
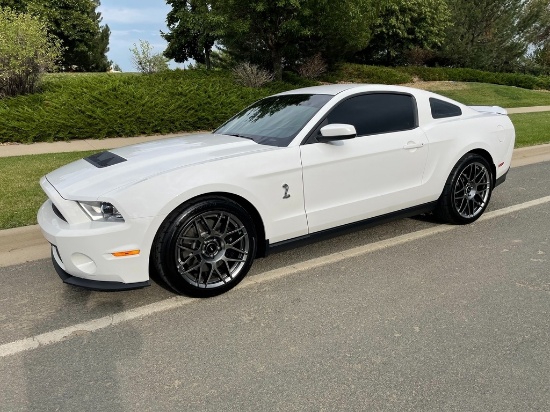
(205, 48, 211, 70)
(271, 48, 283, 81)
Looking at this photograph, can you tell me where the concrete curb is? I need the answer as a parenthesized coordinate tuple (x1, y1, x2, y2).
(510, 143, 550, 167)
(0, 226, 49, 268)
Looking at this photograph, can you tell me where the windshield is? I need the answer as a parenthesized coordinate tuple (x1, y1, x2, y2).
(215, 94, 333, 147)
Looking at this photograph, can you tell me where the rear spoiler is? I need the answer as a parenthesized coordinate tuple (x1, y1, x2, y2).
(469, 106, 508, 115)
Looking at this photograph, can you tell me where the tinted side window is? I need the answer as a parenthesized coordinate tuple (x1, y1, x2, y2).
(430, 98, 462, 119)
(327, 93, 417, 136)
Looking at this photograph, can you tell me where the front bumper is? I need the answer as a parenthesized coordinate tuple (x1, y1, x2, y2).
(51, 248, 150, 291)
(37, 178, 155, 288)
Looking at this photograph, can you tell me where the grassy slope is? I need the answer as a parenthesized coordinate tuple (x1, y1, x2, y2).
(426, 83, 550, 107)
(0, 71, 307, 143)
(1, 68, 549, 143)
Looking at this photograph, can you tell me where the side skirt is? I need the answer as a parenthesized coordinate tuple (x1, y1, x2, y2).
(266, 201, 437, 256)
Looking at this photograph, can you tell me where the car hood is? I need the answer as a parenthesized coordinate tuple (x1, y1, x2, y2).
(46, 133, 275, 200)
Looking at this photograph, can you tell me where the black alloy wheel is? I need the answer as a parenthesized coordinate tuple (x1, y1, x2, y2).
(153, 197, 257, 297)
(435, 153, 493, 224)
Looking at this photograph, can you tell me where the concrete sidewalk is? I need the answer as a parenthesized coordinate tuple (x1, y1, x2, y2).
(507, 105, 550, 114)
(0, 132, 200, 158)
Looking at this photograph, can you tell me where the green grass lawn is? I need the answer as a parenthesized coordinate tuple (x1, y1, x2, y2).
(509, 112, 550, 147)
(427, 83, 550, 107)
(1, 111, 547, 230)
(0, 151, 98, 229)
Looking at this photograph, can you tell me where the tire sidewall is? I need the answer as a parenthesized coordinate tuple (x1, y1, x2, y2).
(157, 197, 257, 297)
(447, 154, 493, 224)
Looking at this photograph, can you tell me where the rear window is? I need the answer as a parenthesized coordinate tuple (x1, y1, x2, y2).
(430, 98, 462, 119)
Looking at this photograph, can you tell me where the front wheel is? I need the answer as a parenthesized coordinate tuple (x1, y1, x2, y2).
(435, 153, 493, 224)
(152, 197, 257, 297)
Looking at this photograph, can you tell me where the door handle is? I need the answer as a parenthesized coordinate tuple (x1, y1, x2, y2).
(403, 142, 424, 150)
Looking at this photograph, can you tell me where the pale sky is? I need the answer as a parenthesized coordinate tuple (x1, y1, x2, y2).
(98, 0, 185, 72)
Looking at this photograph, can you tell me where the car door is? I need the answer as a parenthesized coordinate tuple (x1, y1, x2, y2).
(300, 92, 429, 233)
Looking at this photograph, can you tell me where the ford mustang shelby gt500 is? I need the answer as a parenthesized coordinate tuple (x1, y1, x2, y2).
(38, 84, 515, 296)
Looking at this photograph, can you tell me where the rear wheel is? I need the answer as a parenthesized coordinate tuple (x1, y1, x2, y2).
(152, 197, 257, 297)
(435, 153, 493, 224)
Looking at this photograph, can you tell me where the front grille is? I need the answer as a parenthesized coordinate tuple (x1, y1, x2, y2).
(52, 203, 67, 222)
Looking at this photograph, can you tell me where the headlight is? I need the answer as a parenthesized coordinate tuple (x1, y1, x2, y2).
(78, 201, 125, 222)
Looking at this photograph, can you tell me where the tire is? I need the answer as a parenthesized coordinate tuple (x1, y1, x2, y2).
(434, 153, 493, 224)
(152, 197, 257, 297)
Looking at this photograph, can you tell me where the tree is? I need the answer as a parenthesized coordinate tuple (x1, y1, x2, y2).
(528, 1, 550, 74)
(0, 7, 61, 97)
(217, 0, 376, 80)
(0, 0, 25, 12)
(0, 0, 110, 71)
(439, 0, 549, 72)
(130, 40, 170, 74)
(162, 0, 221, 70)
(357, 0, 450, 66)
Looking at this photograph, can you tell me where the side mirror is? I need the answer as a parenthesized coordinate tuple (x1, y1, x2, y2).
(318, 124, 357, 143)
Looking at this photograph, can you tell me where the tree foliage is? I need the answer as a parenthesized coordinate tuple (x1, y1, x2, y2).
(216, 0, 376, 80)
(216, 0, 314, 79)
(161, 0, 376, 79)
(0, 7, 61, 97)
(0, 0, 110, 71)
(130, 40, 170, 74)
(439, 0, 550, 72)
(357, 0, 450, 65)
(162, 0, 221, 70)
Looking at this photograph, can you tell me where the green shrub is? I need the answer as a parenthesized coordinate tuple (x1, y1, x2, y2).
(0, 7, 61, 97)
(281, 71, 319, 88)
(325, 64, 413, 84)
(129, 40, 169, 74)
(0, 70, 304, 143)
(397, 66, 548, 90)
(232, 62, 274, 88)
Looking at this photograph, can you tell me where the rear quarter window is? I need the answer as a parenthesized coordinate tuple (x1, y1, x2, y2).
(430, 98, 462, 119)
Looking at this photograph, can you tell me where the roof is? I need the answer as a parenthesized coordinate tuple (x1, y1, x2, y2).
(277, 83, 424, 96)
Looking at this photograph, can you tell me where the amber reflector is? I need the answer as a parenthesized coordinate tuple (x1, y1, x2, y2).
(112, 250, 140, 257)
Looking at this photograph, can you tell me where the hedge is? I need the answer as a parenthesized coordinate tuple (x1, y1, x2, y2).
(0, 70, 309, 143)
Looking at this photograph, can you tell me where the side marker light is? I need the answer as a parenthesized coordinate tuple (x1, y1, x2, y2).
(112, 250, 140, 257)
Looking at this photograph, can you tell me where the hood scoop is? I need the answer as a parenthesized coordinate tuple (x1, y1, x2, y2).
(85, 151, 127, 168)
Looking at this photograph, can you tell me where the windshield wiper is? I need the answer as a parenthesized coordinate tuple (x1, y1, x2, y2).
(226, 133, 255, 141)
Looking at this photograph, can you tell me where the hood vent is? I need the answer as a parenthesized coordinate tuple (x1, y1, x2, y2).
(85, 151, 127, 168)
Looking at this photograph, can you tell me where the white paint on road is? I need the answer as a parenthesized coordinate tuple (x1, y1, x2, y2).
(1, 195, 550, 358)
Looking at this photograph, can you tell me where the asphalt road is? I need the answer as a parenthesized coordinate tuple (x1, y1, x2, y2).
(0, 161, 549, 411)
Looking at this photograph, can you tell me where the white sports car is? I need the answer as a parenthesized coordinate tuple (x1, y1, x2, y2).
(38, 84, 515, 296)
